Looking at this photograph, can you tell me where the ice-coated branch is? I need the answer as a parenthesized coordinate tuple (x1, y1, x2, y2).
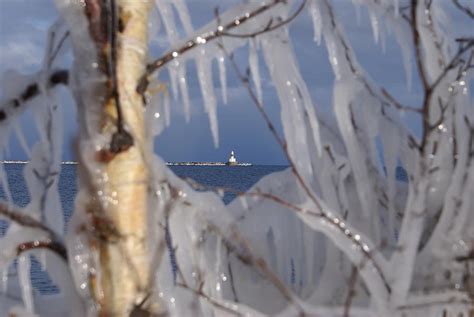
(17, 240, 67, 261)
(0, 202, 67, 261)
(218, 41, 391, 313)
(138, 0, 297, 94)
(0, 202, 56, 238)
(0, 70, 68, 123)
(429, 39, 473, 93)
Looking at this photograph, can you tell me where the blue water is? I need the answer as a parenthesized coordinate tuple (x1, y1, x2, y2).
(0, 163, 286, 295)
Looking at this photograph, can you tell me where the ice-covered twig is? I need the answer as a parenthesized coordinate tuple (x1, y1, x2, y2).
(17, 240, 67, 261)
(429, 39, 473, 93)
(0, 203, 67, 261)
(0, 202, 57, 239)
(183, 40, 392, 306)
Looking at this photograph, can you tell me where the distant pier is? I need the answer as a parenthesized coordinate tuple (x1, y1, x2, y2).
(1, 160, 252, 166)
(166, 162, 252, 166)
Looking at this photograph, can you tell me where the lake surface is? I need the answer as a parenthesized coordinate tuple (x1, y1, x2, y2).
(0, 163, 287, 295)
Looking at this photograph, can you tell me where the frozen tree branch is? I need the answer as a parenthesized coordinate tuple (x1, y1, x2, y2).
(0, 202, 67, 261)
(137, 0, 301, 95)
(0, 70, 68, 123)
(0, 202, 57, 237)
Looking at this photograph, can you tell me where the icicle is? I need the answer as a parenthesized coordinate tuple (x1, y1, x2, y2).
(333, 81, 375, 217)
(196, 49, 219, 147)
(393, 21, 412, 90)
(326, 38, 341, 80)
(172, 0, 193, 35)
(18, 255, 34, 313)
(214, 237, 223, 299)
(163, 89, 171, 127)
(1, 267, 7, 293)
(217, 53, 228, 104)
(155, 0, 180, 43)
(355, 3, 361, 25)
(309, 1, 322, 45)
(0, 158, 12, 203)
(177, 64, 191, 122)
(239, 195, 248, 210)
(248, 38, 262, 105)
(369, 8, 380, 44)
(168, 62, 179, 100)
(13, 123, 31, 158)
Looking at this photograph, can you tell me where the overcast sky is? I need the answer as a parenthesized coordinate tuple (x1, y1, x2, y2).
(0, 0, 471, 164)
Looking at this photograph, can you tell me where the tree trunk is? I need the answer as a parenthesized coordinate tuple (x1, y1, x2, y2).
(95, 1, 151, 315)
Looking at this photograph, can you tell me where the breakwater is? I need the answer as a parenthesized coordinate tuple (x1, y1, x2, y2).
(166, 162, 252, 166)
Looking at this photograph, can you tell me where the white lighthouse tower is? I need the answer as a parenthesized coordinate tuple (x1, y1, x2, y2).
(227, 150, 238, 166)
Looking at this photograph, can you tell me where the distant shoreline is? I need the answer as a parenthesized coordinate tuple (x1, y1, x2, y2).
(1, 161, 252, 166)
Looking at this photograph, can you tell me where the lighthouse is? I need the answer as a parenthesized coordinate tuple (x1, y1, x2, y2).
(227, 150, 238, 166)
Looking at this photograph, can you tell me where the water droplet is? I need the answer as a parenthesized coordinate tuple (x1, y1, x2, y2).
(196, 36, 206, 44)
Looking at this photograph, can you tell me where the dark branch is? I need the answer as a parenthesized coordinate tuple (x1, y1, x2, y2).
(17, 240, 68, 262)
(221, 0, 306, 39)
(452, 0, 474, 19)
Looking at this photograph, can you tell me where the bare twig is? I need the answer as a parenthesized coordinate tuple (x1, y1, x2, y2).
(452, 0, 474, 19)
(221, 0, 306, 38)
(176, 282, 245, 316)
(343, 265, 359, 317)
